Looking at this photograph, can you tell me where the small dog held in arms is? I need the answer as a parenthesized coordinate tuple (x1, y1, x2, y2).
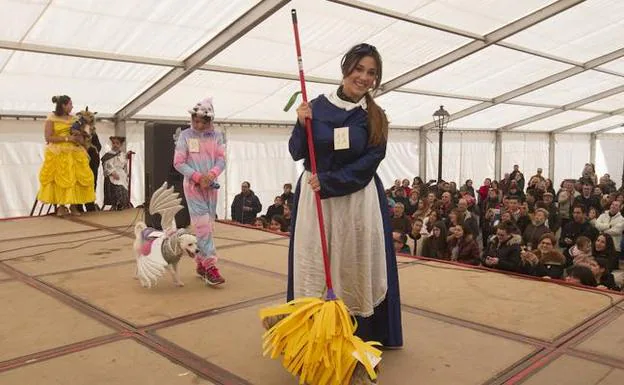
(70, 106, 97, 151)
(133, 182, 197, 288)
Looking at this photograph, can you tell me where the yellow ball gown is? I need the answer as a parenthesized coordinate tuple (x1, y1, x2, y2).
(37, 113, 96, 204)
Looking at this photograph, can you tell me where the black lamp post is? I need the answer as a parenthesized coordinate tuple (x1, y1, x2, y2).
(433, 105, 450, 183)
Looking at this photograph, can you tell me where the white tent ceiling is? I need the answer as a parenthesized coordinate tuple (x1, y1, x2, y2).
(1, 0, 624, 134)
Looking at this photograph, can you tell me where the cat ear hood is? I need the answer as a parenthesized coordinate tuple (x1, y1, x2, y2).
(188, 97, 214, 119)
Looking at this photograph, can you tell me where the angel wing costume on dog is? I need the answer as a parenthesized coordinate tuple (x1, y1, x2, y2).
(134, 182, 186, 288)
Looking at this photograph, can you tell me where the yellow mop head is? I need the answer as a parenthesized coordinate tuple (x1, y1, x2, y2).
(260, 297, 382, 385)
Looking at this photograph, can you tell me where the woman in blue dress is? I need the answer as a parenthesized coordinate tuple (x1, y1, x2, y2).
(287, 43, 403, 349)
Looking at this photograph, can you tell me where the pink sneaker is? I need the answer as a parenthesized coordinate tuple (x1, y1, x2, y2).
(201, 265, 225, 286)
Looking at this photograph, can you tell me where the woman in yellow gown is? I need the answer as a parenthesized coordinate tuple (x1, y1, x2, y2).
(37, 95, 95, 216)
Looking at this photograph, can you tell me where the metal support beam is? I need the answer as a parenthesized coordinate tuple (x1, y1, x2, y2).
(548, 133, 556, 181)
(200, 64, 339, 85)
(552, 106, 624, 133)
(393, 87, 605, 113)
(330, 1, 624, 81)
(422, 46, 624, 131)
(421, 67, 580, 130)
(114, 0, 289, 120)
(419, 129, 427, 180)
(195, 67, 602, 114)
(0, 38, 611, 120)
(495, 131, 502, 181)
(590, 133, 597, 165)
(499, 84, 624, 131)
(114, 119, 126, 137)
(115, 119, 127, 152)
(223, 126, 230, 219)
(374, 0, 584, 97)
(498, 42, 624, 80)
(0, 40, 178, 67)
(327, 0, 483, 41)
(594, 123, 624, 134)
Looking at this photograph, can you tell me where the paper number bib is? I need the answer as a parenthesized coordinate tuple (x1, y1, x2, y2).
(334, 126, 350, 150)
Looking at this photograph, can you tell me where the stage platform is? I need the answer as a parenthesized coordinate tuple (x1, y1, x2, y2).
(0, 209, 622, 385)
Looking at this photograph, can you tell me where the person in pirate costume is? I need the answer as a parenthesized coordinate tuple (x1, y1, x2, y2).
(101, 136, 131, 210)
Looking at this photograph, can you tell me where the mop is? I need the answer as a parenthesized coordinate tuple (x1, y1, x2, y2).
(259, 9, 382, 385)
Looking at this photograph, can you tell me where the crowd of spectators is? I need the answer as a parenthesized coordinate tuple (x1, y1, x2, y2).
(229, 163, 624, 291)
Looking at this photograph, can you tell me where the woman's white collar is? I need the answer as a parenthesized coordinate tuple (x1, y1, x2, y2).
(327, 90, 367, 111)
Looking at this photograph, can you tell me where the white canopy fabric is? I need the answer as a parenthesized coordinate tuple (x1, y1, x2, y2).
(0, 0, 623, 133)
(1, 0, 624, 219)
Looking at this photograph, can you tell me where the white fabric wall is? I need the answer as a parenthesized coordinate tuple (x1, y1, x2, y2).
(0, 118, 609, 219)
(123, 122, 146, 208)
(427, 131, 462, 184)
(596, 134, 624, 186)
(501, 132, 549, 181)
(0, 121, 422, 219)
(426, 131, 495, 186)
(224, 126, 301, 220)
(224, 126, 421, 219)
(460, 132, 496, 186)
(378, 129, 419, 187)
(0, 119, 113, 218)
(553, 134, 591, 188)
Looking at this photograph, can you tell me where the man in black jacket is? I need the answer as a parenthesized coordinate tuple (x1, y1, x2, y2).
(559, 204, 599, 250)
(231, 181, 262, 224)
(574, 182, 602, 215)
(483, 221, 521, 273)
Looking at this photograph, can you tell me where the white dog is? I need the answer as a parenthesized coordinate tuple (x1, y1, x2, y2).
(133, 182, 197, 288)
(133, 222, 198, 287)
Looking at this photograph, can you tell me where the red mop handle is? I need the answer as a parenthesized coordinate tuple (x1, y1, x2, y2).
(291, 9, 334, 295)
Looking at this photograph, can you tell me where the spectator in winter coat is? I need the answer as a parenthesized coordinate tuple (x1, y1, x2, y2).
(447, 224, 481, 266)
(265, 196, 285, 220)
(541, 192, 561, 233)
(231, 181, 262, 224)
(483, 221, 521, 273)
(594, 201, 624, 254)
(522, 209, 552, 251)
(422, 221, 450, 260)
(574, 182, 602, 215)
(559, 204, 599, 250)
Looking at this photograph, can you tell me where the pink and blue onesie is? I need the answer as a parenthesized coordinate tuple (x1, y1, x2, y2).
(173, 125, 225, 270)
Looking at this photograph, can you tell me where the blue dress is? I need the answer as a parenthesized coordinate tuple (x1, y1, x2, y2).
(286, 92, 403, 347)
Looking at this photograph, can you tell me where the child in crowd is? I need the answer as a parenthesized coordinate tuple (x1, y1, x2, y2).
(565, 265, 597, 287)
(266, 196, 284, 219)
(252, 216, 268, 229)
(568, 236, 592, 266)
(393, 231, 411, 254)
(282, 204, 292, 231)
(269, 215, 288, 233)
